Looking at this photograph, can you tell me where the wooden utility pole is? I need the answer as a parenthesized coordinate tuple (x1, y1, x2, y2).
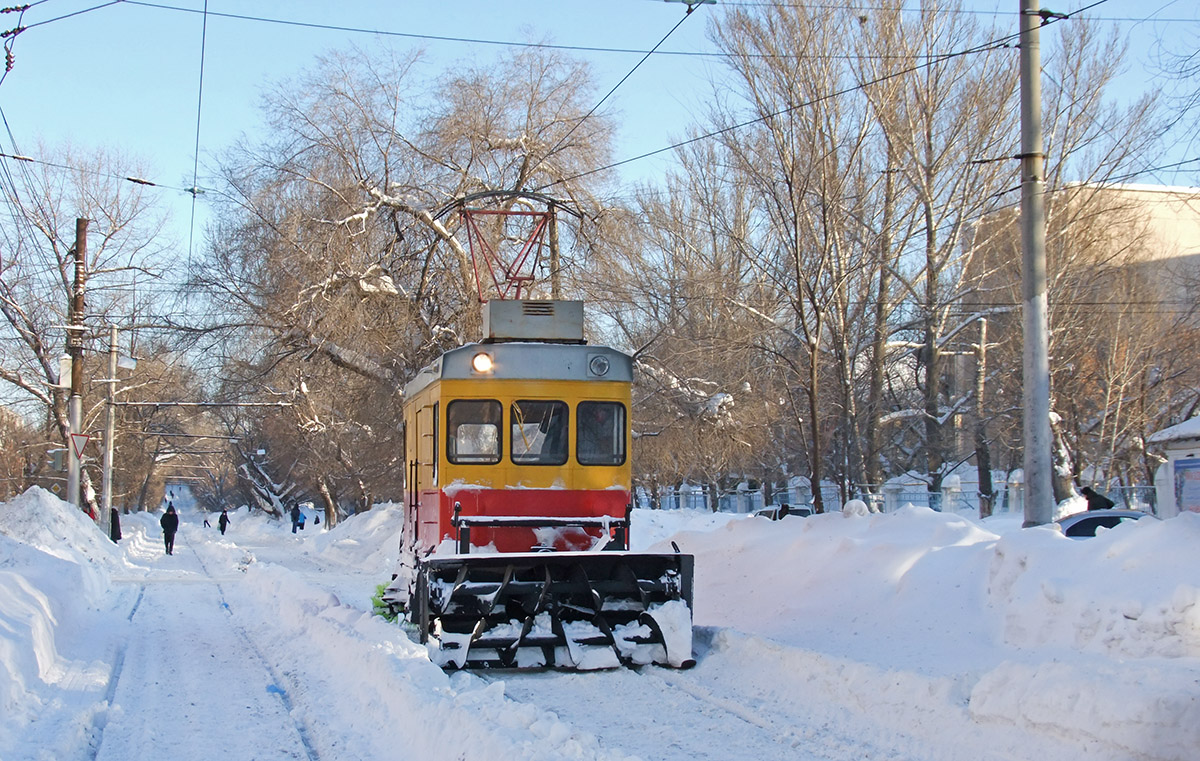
(1020, 0, 1053, 526)
(66, 218, 88, 514)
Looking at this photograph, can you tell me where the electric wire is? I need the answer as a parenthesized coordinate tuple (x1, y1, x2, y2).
(544, 1, 705, 166)
(114, 0, 1191, 61)
(187, 0, 208, 264)
(537, 0, 1110, 191)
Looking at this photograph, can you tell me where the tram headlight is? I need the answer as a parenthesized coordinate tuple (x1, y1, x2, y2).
(472, 352, 494, 374)
(588, 354, 610, 377)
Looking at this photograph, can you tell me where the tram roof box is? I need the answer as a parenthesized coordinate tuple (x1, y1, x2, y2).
(482, 300, 585, 343)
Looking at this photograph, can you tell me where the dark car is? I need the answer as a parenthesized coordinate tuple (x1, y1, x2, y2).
(1054, 508, 1153, 538)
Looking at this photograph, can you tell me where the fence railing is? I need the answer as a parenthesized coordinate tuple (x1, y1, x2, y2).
(635, 481, 1157, 515)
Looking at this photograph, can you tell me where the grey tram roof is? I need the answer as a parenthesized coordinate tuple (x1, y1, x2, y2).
(403, 302, 633, 398)
(403, 342, 633, 399)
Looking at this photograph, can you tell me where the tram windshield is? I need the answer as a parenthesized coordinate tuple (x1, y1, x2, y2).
(447, 399, 502, 464)
(577, 401, 626, 465)
(511, 400, 568, 465)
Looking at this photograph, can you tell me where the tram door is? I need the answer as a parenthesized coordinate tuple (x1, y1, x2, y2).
(409, 402, 440, 551)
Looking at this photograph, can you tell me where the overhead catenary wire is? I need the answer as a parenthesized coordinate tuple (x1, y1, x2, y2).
(537, 0, 1111, 192)
(543, 1, 706, 162)
(113, 0, 1192, 62)
(187, 0, 208, 263)
(0, 0, 1144, 202)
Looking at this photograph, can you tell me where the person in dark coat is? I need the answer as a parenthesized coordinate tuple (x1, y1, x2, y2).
(1080, 486, 1115, 511)
(160, 505, 179, 555)
(218, 509, 230, 535)
(290, 503, 301, 534)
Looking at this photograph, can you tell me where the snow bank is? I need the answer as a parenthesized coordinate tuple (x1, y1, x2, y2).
(654, 504, 1200, 761)
(2, 488, 1198, 761)
(0, 489, 119, 750)
(990, 512, 1200, 658)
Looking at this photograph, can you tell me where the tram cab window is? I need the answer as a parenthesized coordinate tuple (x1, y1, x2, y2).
(447, 399, 502, 464)
(511, 400, 568, 465)
(577, 401, 626, 465)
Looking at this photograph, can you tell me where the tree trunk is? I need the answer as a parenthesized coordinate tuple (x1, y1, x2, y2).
(318, 477, 338, 528)
(808, 345, 825, 514)
(975, 318, 995, 518)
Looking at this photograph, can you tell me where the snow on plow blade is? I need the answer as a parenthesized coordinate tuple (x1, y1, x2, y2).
(414, 551, 694, 670)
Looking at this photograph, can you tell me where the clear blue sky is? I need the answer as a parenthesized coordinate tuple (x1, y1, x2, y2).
(0, 0, 1195, 267)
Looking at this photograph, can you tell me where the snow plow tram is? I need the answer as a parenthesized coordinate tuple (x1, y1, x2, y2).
(383, 299, 694, 669)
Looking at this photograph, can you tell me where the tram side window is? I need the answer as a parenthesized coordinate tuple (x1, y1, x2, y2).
(446, 399, 502, 464)
(577, 401, 626, 465)
(511, 400, 568, 465)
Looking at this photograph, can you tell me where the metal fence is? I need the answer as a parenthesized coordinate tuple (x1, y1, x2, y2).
(1111, 485, 1157, 514)
(635, 481, 1157, 515)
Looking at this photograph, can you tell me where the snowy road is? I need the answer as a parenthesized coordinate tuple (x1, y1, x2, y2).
(92, 516, 947, 761)
(95, 530, 317, 760)
(6, 494, 1195, 761)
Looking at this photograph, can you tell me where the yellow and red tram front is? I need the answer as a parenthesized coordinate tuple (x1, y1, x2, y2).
(403, 341, 634, 556)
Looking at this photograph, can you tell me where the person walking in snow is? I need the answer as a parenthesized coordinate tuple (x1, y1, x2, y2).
(218, 509, 230, 535)
(1080, 486, 1115, 511)
(290, 503, 301, 534)
(160, 505, 179, 555)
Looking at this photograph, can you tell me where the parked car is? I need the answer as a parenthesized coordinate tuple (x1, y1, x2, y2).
(754, 504, 814, 520)
(1054, 508, 1153, 538)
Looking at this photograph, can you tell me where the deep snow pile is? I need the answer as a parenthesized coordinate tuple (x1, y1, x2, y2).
(0, 488, 125, 754)
(674, 505, 1200, 759)
(2, 488, 1199, 760)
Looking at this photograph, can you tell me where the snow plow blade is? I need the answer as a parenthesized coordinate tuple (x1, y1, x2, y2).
(412, 551, 694, 670)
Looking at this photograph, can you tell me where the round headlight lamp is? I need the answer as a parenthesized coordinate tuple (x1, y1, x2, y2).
(588, 354, 611, 377)
(472, 352, 494, 374)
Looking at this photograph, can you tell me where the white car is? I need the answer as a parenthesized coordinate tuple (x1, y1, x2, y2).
(754, 504, 814, 520)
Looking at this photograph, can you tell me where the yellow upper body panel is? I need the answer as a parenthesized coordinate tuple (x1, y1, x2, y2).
(405, 376, 631, 493)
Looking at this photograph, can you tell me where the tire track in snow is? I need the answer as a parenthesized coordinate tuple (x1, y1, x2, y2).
(85, 585, 145, 761)
(191, 541, 324, 761)
(480, 633, 932, 761)
(92, 541, 320, 761)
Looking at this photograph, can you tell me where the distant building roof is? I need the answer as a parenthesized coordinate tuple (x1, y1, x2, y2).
(1147, 416, 1200, 445)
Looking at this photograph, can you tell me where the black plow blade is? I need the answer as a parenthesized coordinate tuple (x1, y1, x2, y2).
(413, 551, 694, 670)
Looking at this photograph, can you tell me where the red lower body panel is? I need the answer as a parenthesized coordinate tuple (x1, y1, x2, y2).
(426, 487, 630, 553)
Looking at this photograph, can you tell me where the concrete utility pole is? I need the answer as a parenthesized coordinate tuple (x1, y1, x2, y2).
(102, 323, 118, 523)
(1019, 0, 1054, 526)
(66, 218, 88, 513)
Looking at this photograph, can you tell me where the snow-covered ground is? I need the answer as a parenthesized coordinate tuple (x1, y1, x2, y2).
(1, 486, 1197, 760)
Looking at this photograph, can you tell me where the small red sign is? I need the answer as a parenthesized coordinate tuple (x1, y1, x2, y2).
(70, 433, 90, 459)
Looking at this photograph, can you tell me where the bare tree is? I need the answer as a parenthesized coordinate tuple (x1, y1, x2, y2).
(0, 144, 172, 515)
(188, 44, 616, 513)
